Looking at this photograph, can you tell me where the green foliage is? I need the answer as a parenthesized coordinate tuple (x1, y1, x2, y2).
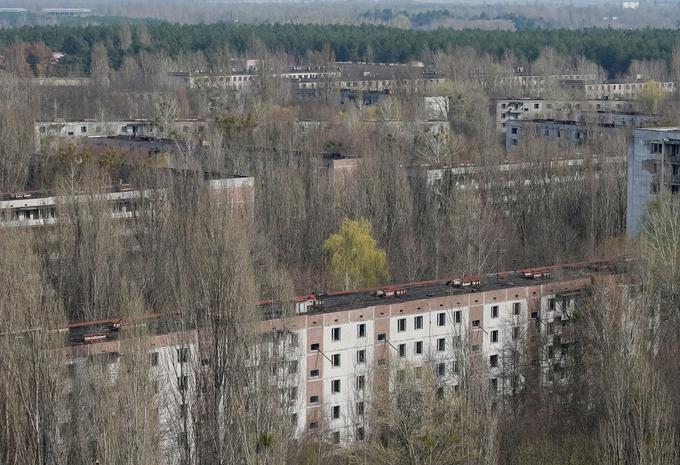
(1, 23, 680, 77)
(323, 218, 389, 291)
(638, 80, 668, 113)
(215, 112, 255, 138)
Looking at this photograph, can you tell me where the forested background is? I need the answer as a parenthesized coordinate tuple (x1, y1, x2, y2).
(2, 23, 680, 77)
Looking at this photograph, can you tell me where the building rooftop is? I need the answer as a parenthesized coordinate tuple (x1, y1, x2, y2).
(637, 127, 680, 132)
(62, 258, 625, 347)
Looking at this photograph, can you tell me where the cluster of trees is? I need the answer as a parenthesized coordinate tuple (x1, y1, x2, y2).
(0, 21, 680, 464)
(5, 23, 680, 77)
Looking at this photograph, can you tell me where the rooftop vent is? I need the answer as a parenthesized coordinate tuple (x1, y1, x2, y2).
(521, 268, 553, 280)
(375, 287, 406, 298)
(448, 275, 482, 287)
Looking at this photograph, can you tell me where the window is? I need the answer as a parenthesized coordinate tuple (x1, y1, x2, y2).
(311, 343, 320, 351)
(471, 344, 480, 352)
(437, 312, 446, 326)
(397, 369, 406, 382)
(491, 306, 499, 319)
(356, 375, 365, 390)
(290, 413, 298, 427)
(356, 401, 365, 416)
(651, 143, 662, 154)
(437, 362, 446, 377)
(490, 355, 499, 367)
(472, 320, 480, 327)
(513, 302, 521, 315)
(332, 405, 340, 419)
(397, 318, 406, 332)
(331, 327, 341, 341)
(332, 354, 341, 367)
(81, 126, 87, 133)
(491, 330, 499, 343)
(398, 344, 406, 357)
(332, 379, 341, 394)
(289, 360, 298, 374)
(309, 421, 319, 430)
(309, 395, 319, 404)
(437, 387, 445, 399)
(454, 310, 461, 324)
(437, 338, 445, 351)
(356, 427, 366, 441)
(452, 360, 459, 373)
(357, 323, 366, 338)
(310, 369, 320, 378)
(150, 352, 159, 366)
(177, 376, 188, 391)
(511, 127, 518, 135)
(177, 348, 189, 363)
(512, 326, 520, 340)
(377, 333, 386, 342)
(415, 341, 423, 354)
(534, 103, 540, 109)
(414, 315, 423, 330)
(548, 298, 556, 310)
(357, 349, 366, 363)
(512, 138, 518, 146)
(531, 311, 539, 320)
(490, 378, 498, 391)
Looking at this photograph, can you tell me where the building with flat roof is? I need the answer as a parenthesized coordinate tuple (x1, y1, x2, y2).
(41, 8, 91, 17)
(494, 98, 637, 133)
(55, 258, 620, 455)
(626, 127, 680, 235)
(504, 115, 657, 151)
(0, 173, 254, 228)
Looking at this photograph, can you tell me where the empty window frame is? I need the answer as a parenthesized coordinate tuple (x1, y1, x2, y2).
(491, 305, 499, 319)
(331, 379, 341, 394)
(415, 341, 423, 355)
(357, 323, 366, 338)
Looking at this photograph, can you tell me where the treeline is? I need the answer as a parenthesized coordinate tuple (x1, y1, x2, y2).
(2, 23, 680, 76)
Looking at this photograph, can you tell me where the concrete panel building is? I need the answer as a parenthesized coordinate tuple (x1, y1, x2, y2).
(626, 127, 680, 235)
(58, 260, 618, 453)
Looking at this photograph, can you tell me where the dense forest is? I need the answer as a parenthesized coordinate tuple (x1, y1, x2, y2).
(2, 23, 680, 77)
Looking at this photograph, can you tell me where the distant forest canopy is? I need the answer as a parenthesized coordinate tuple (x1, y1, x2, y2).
(2, 23, 680, 78)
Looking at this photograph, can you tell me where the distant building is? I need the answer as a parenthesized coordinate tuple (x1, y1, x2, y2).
(0, 173, 254, 228)
(41, 8, 92, 17)
(34, 119, 212, 152)
(626, 127, 680, 235)
(585, 81, 675, 100)
(494, 98, 637, 133)
(505, 116, 657, 151)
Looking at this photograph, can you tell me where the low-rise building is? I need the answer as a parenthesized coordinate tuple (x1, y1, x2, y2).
(34, 119, 213, 152)
(0, 173, 254, 228)
(505, 116, 656, 151)
(626, 127, 680, 235)
(494, 98, 637, 133)
(585, 81, 675, 100)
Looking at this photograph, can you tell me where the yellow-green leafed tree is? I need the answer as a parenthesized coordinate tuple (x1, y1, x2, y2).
(324, 218, 390, 291)
(638, 80, 668, 113)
